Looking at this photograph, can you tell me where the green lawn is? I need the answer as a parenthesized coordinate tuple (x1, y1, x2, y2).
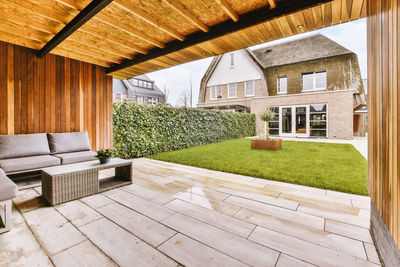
(148, 138, 368, 195)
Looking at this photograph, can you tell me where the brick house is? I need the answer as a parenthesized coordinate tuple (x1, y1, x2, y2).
(197, 34, 366, 139)
(113, 74, 166, 105)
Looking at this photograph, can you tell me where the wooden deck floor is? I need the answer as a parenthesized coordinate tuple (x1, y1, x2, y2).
(1, 158, 380, 266)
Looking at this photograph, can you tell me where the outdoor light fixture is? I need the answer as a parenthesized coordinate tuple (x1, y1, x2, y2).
(297, 24, 304, 29)
(201, 52, 206, 55)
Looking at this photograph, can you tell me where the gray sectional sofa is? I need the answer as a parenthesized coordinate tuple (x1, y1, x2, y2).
(0, 131, 98, 233)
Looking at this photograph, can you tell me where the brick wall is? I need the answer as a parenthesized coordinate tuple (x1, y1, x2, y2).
(250, 90, 354, 139)
(203, 79, 266, 106)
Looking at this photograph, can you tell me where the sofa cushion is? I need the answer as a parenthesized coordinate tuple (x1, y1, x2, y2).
(0, 155, 61, 173)
(0, 173, 18, 201)
(47, 132, 91, 154)
(0, 133, 51, 160)
(54, 151, 98, 165)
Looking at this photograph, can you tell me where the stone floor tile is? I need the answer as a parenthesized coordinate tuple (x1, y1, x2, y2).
(225, 195, 325, 230)
(364, 242, 381, 264)
(249, 226, 377, 267)
(218, 186, 298, 210)
(164, 199, 255, 238)
(55, 200, 103, 227)
(23, 207, 86, 256)
(352, 199, 371, 210)
(51, 240, 117, 267)
(162, 213, 280, 266)
(79, 218, 177, 267)
(103, 189, 175, 222)
(0, 222, 53, 267)
(325, 219, 373, 243)
(235, 208, 367, 259)
(97, 202, 176, 247)
(11, 203, 24, 225)
(159, 233, 248, 267)
(174, 191, 240, 216)
(298, 203, 370, 228)
(13, 189, 48, 213)
(275, 254, 315, 267)
(80, 193, 114, 209)
(121, 183, 174, 205)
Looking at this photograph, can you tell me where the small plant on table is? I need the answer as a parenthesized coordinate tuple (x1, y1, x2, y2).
(96, 149, 114, 164)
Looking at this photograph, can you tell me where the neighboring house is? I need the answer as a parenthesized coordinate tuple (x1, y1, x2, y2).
(198, 34, 366, 139)
(113, 74, 165, 105)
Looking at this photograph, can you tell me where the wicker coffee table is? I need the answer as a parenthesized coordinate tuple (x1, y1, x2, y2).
(41, 158, 132, 205)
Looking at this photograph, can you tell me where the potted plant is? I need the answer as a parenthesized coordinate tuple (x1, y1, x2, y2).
(96, 149, 113, 164)
(251, 108, 282, 150)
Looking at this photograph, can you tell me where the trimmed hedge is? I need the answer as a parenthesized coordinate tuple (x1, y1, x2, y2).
(113, 101, 256, 158)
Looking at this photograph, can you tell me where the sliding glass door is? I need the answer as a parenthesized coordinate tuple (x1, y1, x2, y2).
(281, 107, 292, 135)
(279, 106, 310, 137)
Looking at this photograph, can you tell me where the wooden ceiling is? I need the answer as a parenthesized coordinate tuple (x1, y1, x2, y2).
(0, 0, 366, 79)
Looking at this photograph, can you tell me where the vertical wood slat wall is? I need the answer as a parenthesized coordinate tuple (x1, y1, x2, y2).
(0, 40, 113, 151)
(367, 0, 400, 247)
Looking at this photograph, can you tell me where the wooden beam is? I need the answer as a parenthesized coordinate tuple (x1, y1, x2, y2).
(215, 0, 239, 22)
(268, 0, 277, 9)
(36, 0, 113, 58)
(107, 0, 331, 74)
(162, 0, 209, 32)
(114, 0, 185, 41)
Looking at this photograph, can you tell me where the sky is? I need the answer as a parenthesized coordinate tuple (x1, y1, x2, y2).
(147, 18, 367, 107)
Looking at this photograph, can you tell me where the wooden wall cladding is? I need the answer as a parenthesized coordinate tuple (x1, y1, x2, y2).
(367, 0, 400, 252)
(0, 40, 113, 150)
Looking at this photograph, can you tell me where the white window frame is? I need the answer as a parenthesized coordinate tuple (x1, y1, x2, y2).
(230, 54, 235, 68)
(210, 86, 217, 100)
(137, 96, 143, 104)
(302, 71, 327, 92)
(277, 76, 287, 94)
(228, 83, 236, 98)
(245, 80, 255, 97)
(115, 92, 122, 100)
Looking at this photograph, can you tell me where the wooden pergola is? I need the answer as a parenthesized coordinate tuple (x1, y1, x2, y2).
(0, 0, 366, 78)
(1, 0, 400, 265)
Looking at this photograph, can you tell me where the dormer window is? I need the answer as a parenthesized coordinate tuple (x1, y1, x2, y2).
(302, 71, 326, 91)
(277, 76, 287, 94)
(133, 79, 138, 86)
(230, 54, 234, 67)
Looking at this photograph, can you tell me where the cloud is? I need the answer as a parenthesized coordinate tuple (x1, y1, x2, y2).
(148, 19, 367, 106)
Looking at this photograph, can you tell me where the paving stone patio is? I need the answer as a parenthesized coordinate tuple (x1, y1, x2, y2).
(1, 158, 380, 266)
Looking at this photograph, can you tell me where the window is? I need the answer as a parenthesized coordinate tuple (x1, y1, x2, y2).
(210, 85, 222, 100)
(210, 86, 217, 100)
(228, 83, 236, 98)
(133, 79, 138, 86)
(268, 107, 279, 135)
(147, 97, 157, 105)
(148, 82, 153, 89)
(310, 104, 327, 137)
(302, 71, 326, 91)
(277, 77, 287, 94)
(245, 81, 255, 96)
(230, 54, 234, 67)
(138, 80, 143, 87)
(137, 96, 143, 104)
